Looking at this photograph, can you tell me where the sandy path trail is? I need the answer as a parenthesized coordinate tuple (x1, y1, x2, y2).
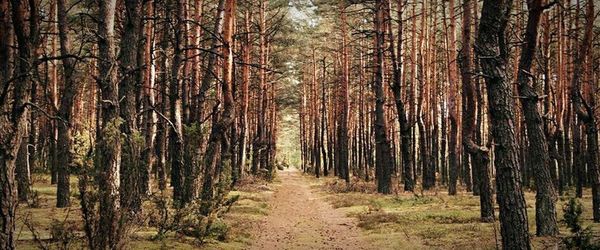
(248, 168, 371, 250)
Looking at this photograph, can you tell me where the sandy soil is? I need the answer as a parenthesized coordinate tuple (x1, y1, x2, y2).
(248, 168, 372, 250)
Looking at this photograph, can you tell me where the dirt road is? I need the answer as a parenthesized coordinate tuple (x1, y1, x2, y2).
(248, 168, 371, 250)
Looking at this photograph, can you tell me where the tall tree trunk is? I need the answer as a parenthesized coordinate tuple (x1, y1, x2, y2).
(199, 0, 236, 216)
(187, 0, 227, 200)
(234, 10, 251, 184)
(190, 0, 203, 122)
(141, 0, 156, 196)
(387, 0, 413, 192)
(312, 51, 320, 178)
(373, 0, 394, 194)
(119, 0, 145, 212)
(476, 0, 531, 248)
(252, 0, 268, 175)
(321, 58, 329, 177)
(95, 0, 122, 248)
(336, 3, 350, 182)
(458, 0, 493, 221)
(155, 3, 170, 191)
(445, 0, 460, 196)
(170, 0, 185, 205)
(1, 1, 35, 248)
(55, 0, 80, 208)
(515, 0, 558, 236)
(570, 0, 599, 222)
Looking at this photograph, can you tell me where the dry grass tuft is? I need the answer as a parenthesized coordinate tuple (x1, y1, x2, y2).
(323, 177, 377, 193)
(234, 175, 274, 193)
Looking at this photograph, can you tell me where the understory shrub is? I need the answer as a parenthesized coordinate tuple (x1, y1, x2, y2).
(562, 197, 599, 249)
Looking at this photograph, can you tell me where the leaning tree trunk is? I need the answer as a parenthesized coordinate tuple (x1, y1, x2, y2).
(515, 0, 558, 236)
(476, 0, 531, 248)
(458, 0, 493, 222)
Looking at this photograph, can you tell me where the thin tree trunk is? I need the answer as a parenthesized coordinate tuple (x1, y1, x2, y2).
(336, 3, 350, 182)
(156, 3, 169, 191)
(141, 0, 156, 196)
(321, 58, 329, 177)
(444, 0, 460, 196)
(313, 52, 321, 178)
(234, 10, 251, 184)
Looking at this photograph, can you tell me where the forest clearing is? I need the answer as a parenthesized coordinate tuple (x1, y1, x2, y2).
(1, 0, 600, 249)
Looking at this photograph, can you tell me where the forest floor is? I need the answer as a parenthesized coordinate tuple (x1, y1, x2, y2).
(14, 169, 600, 249)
